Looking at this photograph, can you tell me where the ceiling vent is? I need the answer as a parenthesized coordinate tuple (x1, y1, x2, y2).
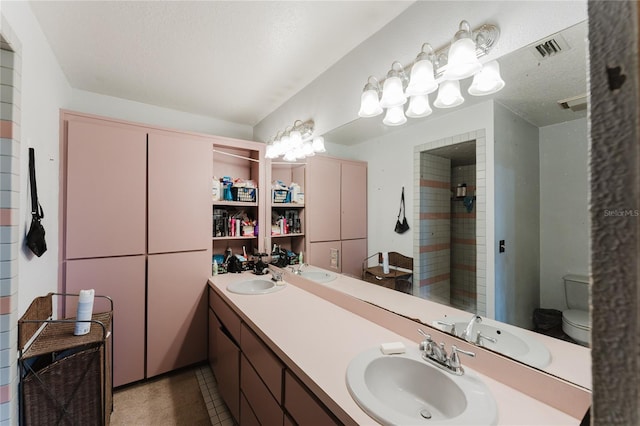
(531, 33, 570, 60)
(558, 94, 588, 112)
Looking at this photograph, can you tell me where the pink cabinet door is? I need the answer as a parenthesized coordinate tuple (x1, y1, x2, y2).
(341, 162, 367, 240)
(64, 256, 146, 387)
(65, 120, 147, 259)
(306, 156, 341, 242)
(147, 132, 212, 254)
(147, 251, 209, 377)
(341, 238, 368, 279)
(307, 241, 342, 272)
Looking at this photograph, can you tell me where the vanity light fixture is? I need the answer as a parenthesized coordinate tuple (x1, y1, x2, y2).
(357, 20, 504, 125)
(434, 80, 465, 108)
(265, 119, 326, 161)
(358, 76, 384, 117)
(379, 61, 408, 108)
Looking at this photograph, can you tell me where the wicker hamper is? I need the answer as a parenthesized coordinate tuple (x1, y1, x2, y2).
(22, 345, 102, 426)
(18, 293, 113, 426)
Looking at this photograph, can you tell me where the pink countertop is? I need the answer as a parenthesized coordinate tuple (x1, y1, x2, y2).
(209, 271, 581, 425)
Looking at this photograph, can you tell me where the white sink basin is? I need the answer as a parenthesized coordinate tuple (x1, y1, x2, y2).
(346, 347, 497, 425)
(433, 317, 551, 368)
(227, 279, 285, 295)
(299, 270, 337, 283)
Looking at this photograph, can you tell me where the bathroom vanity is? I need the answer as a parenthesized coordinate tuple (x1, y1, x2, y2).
(208, 270, 588, 425)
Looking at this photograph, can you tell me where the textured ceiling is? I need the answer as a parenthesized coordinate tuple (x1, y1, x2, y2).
(29, 0, 414, 126)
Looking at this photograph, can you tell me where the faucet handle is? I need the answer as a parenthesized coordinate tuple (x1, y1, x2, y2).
(449, 345, 476, 371)
(417, 329, 434, 353)
(475, 331, 498, 345)
(434, 320, 457, 335)
(417, 328, 431, 339)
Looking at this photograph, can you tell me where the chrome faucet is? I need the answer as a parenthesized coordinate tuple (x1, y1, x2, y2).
(290, 263, 307, 275)
(460, 314, 482, 343)
(417, 329, 475, 375)
(270, 270, 283, 282)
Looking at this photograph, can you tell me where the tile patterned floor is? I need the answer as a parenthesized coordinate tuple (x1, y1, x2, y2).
(195, 364, 237, 426)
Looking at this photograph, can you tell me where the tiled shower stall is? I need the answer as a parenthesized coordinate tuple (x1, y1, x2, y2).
(414, 130, 486, 316)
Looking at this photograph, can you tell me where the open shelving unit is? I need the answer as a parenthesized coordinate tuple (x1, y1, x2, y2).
(269, 162, 306, 256)
(212, 141, 266, 259)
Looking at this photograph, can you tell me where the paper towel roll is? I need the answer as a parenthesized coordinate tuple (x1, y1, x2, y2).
(382, 252, 390, 274)
(74, 289, 95, 336)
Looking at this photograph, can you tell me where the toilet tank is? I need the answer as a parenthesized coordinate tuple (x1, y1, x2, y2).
(564, 274, 590, 311)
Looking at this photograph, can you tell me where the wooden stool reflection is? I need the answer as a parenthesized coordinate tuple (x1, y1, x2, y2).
(362, 252, 413, 294)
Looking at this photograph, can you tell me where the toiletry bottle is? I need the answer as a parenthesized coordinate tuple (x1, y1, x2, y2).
(213, 259, 218, 276)
(74, 289, 95, 336)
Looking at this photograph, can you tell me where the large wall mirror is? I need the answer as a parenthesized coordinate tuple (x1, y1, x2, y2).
(317, 9, 590, 390)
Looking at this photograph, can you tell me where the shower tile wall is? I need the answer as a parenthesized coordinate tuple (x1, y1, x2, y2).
(451, 165, 477, 312)
(0, 25, 21, 423)
(414, 130, 486, 316)
(418, 153, 450, 304)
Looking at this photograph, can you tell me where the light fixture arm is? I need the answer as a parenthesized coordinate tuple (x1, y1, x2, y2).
(369, 21, 500, 86)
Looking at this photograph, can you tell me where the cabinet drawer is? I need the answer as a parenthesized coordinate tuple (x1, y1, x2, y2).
(284, 370, 341, 426)
(208, 308, 219, 370)
(209, 285, 241, 343)
(241, 323, 284, 403)
(284, 413, 296, 426)
(240, 392, 260, 426)
(241, 355, 283, 426)
(215, 327, 240, 422)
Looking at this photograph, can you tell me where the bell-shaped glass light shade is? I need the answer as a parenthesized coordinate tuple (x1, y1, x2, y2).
(406, 94, 433, 118)
(405, 59, 437, 96)
(444, 37, 482, 80)
(312, 136, 326, 153)
(358, 89, 383, 117)
(302, 140, 315, 157)
(434, 80, 465, 108)
(265, 144, 277, 159)
(280, 134, 291, 152)
(272, 140, 283, 157)
(468, 60, 505, 96)
(289, 129, 302, 145)
(283, 150, 297, 162)
(379, 76, 407, 108)
(382, 105, 407, 126)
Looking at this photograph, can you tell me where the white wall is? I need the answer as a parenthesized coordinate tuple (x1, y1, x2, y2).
(2, 2, 72, 316)
(493, 102, 540, 329)
(539, 117, 589, 310)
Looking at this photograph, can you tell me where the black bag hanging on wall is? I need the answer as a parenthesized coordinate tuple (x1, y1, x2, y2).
(394, 186, 410, 234)
(26, 148, 47, 257)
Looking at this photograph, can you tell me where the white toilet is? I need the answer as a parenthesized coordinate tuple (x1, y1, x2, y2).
(562, 274, 590, 346)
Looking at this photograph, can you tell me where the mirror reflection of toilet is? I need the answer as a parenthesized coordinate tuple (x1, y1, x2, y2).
(562, 275, 590, 346)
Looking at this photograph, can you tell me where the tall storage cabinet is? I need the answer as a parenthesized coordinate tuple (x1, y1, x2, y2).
(65, 256, 145, 387)
(65, 120, 147, 259)
(63, 117, 149, 387)
(306, 156, 367, 277)
(147, 251, 209, 377)
(148, 131, 211, 253)
(61, 111, 212, 387)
